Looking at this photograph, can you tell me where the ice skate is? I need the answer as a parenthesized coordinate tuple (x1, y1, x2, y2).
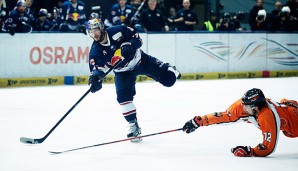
(167, 63, 181, 79)
(127, 120, 142, 142)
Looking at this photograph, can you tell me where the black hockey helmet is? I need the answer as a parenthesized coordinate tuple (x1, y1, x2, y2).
(241, 88, 266, 110)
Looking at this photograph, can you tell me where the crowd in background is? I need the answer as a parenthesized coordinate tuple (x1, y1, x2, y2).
(0, 0, 297, 36)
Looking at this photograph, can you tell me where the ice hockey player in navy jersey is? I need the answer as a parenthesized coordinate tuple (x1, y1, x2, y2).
(59, 0, 86, 33)
(87, 18, 181, 141)
(4, 0, 32, 35)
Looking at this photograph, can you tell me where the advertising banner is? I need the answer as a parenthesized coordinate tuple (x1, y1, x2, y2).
(0, 32, 297, 88)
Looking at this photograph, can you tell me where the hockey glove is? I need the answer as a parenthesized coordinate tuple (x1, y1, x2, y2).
(7, 27, 15, 36)
(120, 42, 135, 60)
(183, 116, 202, 134)
(88, 70, 104, 93)
(231, 146, 254, 157)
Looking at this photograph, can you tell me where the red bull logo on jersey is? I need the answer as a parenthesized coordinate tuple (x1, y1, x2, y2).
(69, 13, 80, 21)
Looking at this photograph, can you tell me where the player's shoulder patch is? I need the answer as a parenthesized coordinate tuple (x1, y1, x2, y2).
(127, 26, 134, 31)
(126, 9, 132, 13)
(112, 32, 123, 41)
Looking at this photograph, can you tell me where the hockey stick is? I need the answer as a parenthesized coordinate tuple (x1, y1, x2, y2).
(20, 58, 124, 144)
(129, 0, 147, 27)
(49, 128, 183, 154)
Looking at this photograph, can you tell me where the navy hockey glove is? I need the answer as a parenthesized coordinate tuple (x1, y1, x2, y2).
(183, 116, 202, 134)
(120, 42, 135, 60)
(88, 70, 104, 93)
(7, 27, 15, 36)
(79, 25, 87, 35)
(231, 146, 254, 157)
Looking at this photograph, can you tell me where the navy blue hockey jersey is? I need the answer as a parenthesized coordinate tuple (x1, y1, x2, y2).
(88, 25, 142, 73)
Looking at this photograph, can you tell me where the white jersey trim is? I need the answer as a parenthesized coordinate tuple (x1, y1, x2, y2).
(266, 100, 281, 154)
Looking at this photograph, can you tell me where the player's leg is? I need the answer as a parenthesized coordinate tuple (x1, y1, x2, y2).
(114, 71, 141, 139)
(281, 99, 298, 137)
(140, 51, 181, 87)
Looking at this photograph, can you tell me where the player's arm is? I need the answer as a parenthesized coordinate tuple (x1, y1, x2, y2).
(120, 26, 142, 60)
(231, 106, 280, 157)
(5, 10, 21, 35)
(183, 99, 246, 133)
(124, 5, 134, 25)
(175, 10, 184, 22)
(252, 108, 279, 157)
(108, 6, 120, 25)
(122, 25, 142, 49)
(87, 43, 106, 93)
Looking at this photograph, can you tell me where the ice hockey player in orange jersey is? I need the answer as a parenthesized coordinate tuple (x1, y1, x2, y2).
(182, 88, 298, 157)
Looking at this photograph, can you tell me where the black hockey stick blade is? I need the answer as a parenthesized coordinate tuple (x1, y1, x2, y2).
(49, 128, 183, 154)
(20, 137, 44, 144)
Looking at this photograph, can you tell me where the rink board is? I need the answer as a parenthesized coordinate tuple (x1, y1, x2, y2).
(0, 32, 297, 87)
(1, 70, 298, 87)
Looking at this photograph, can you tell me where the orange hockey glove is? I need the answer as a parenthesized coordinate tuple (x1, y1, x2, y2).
(231, 146, 254, 157)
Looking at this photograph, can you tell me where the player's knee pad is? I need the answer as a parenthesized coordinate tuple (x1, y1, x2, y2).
(116, 89, 135, 103)
(160, 71, 176, 87)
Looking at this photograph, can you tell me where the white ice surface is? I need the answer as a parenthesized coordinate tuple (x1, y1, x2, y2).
(1, 77, 298, 171)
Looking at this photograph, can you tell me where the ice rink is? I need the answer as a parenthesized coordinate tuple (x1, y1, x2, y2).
(1, 77, 298, 171)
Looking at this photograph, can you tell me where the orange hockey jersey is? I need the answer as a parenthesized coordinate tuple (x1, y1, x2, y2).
(194, 98, 298, 157)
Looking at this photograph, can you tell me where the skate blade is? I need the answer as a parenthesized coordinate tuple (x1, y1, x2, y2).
(130, 137, 142, 142)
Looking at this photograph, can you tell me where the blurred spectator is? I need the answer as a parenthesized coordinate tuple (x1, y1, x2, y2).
(4, 0, 32, 35)
(104, 0, 133, 27)
(218, 12, 236, 31)
(250, 9, 271, 31)
(268, 1, 283, 31)
(249, 0, 264, 31)
(232, 11, 245, 31)
(285, 0, 298, 18)
(89, 12, 99, 20)
(139, 0, 169, 32)
(48, 7, 62, 31)
(167, 7, 178, 31)
(130, 0, 146, 32)
(175, 0, 198, 31)
(277, 6, 298, 31)
(90, 6, 102, 20)
(201, 11, 219, 31)
(272, 1, 283, 17)
(31, 8, 54, 31)
(59, 0, 86, 33)
(25, 0, 34, 21)
(156, 0, 166, 16)
(130, 0, 143, 11)
(0, 0, 9, 32)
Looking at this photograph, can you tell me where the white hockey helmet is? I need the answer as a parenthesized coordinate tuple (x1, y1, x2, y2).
(87, 18, 106, 42)
(17, 0, 26, 7)
(87, 18, 104, 30)
(281, 6, 291, 13)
